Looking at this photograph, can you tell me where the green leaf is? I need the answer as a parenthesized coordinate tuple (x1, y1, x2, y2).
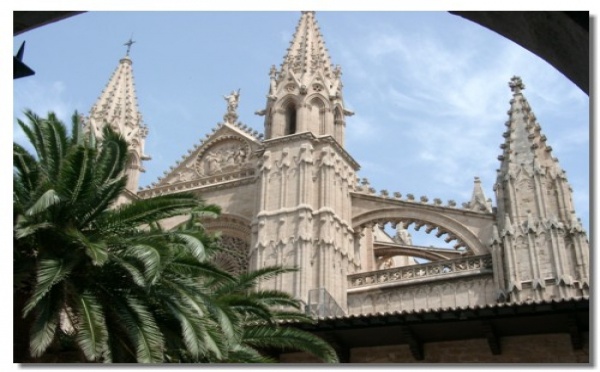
(243, 326, 339, 363)
(123, 244, 162, 284)
(29, 286, 61, 358)
(76, 291, 109, 361)
(25, 189, 61, 216)
(64, 228, 108, 266)
(23, 258, 73, 317)
(122, 297, 164, 363)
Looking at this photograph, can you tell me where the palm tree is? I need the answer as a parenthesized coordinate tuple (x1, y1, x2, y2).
(13, 109, 228, 362)
(14, 110, 339, 363)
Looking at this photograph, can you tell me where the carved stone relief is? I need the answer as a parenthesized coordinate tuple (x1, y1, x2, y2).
(195, 138, 250, 177)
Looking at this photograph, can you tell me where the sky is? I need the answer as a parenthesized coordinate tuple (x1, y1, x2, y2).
(11, 10, 590, 237)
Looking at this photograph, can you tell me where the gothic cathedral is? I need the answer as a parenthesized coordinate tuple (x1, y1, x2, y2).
(84, 12, 589, 361)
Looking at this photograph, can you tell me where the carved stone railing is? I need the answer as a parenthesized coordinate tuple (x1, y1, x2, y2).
(348, 254, 493, 290)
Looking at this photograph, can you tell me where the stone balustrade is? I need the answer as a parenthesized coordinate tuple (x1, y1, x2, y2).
(348, 254, 493, 290)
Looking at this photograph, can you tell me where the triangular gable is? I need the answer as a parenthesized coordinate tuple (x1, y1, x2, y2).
(150, 122, 263, 188)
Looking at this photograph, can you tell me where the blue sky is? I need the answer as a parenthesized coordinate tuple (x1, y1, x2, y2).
(12, 10, 590, 237)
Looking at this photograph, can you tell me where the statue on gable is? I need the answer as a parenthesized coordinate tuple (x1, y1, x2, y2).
(223, 89, 241, 124)
(224, 89, 240, 114)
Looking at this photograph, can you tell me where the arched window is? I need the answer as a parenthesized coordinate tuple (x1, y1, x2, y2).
(285, 102, 297, 135)
(310, 97, 326, 135)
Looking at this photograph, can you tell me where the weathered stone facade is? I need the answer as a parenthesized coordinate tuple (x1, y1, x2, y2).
(87, 12, 589, 363)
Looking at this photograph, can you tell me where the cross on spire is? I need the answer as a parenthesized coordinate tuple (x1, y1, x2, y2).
(124, 37, 136, 56)
(509, 75, 525, 94)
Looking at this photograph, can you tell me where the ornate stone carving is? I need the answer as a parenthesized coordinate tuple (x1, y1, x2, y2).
(211, 235, 249, 275)
(348, 254, 493, 288)
(195, 138, 250, 177)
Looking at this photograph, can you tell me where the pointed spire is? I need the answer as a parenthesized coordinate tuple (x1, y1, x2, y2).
(493, 77, 589, 303)
(260, 12, 351, 145)
(466, 177, 492, 212)
(86, 40, 150, 197)
(88, 40, 148, 147)
(281, 11, 333, 78)
(496, 76, 576, 223)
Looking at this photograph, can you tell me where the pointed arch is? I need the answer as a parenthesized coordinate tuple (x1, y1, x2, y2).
(308, 96, 326, 135)
(284, 100, 297, 135)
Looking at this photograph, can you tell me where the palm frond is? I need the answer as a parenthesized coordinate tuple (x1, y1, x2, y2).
(28, 286, 61, 358)
(242, 326, 339, 363)
(78, 177, 127, 227)
(110, 256, 147, 288)
(214, 266, 297, 296)
(58, 144, 95, 206)
(14, 220, 55, 240)
(122, 297, 165, 363)
(122, 244, 162, 284)
(94, 126, 128, 184)
(25, 189, 61, 217)
(23, 258, 74, 317)
(69, 111, 84, 147)
(13, 142, 40, 200)
(64, 228, 108, 266)
(171, 231, 207, 262)
(106, 193, 201, 227)
(75, 291, 109, 361)
(18, 110, 46, 161)
(166, 257, 235, 283)
(163, 300, 225, 361)
(42, 112, 69, 181)
(241, 289, 301, 309)
(225, 344, 276, 363)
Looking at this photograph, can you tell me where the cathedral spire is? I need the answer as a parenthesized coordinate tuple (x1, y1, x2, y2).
(259, 11, 352, 145)
(495, 76, 574, 224)
(281, 11, 334, 81)
(86, 40, 150, 199)
(492, 76, 589, 302)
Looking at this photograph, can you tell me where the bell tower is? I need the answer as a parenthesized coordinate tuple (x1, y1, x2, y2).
(490, 76, 589, 303)
(251, 12, 360, 312)
(259, 11, 353, 145)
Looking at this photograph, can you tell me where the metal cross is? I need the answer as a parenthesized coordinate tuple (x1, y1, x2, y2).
(124, 38, 136, 56)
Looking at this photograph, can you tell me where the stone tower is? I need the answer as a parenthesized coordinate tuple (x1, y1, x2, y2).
(490, 76, 589, 303)
(86, 39, 150, 204)
(251, 11, 359, 310)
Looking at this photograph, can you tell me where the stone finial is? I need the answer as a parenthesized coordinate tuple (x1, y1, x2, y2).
(509, 76, 525, 94)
